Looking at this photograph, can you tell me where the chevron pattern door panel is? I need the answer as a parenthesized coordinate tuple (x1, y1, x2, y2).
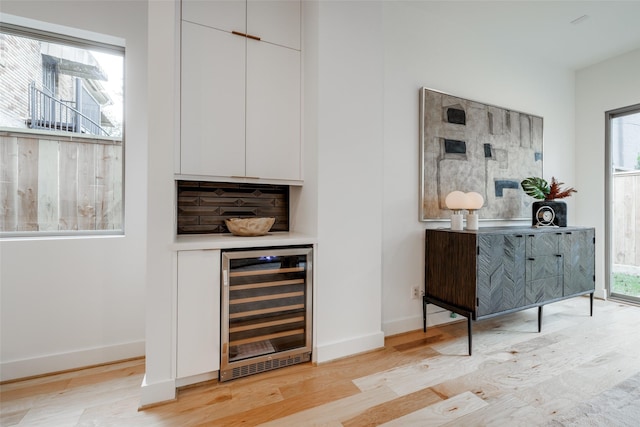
(525, 233, 563, 304)
(477, 234, 526, 316)
(525, 258, 563, 303)
(526, 232, 560, 256)
(562, 229, 596, 295)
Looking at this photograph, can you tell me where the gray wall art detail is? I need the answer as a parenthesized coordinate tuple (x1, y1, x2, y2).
(420, 87, 543, 221)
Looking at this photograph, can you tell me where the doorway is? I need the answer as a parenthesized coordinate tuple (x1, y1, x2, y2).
(606, 104, 640, 303)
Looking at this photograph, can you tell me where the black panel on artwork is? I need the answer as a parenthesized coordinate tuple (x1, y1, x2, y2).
(484, 144, 493, 158)
(447, 108, 466, 125)
(494, 180, 520, 197)
(444, 139, 466, 154)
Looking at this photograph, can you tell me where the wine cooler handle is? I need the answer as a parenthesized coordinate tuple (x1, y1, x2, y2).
(223, 269, 229, 287)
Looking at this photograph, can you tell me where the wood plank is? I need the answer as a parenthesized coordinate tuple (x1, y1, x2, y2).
(229, 304, 305, 319)
(230, 328, 304, 346)
(229, 316, 305, 333)
(0, 135, 19, 231)
(230, 291, 304, 305)
(77, 141, 97, 230)
(37, 138, 59, 231)
(17, 137, 39, 231)
(58, 141, 78, 230)
(379, 391, 488, 426)
(231, 279, 305, 291)
(230, 267, 305, 277)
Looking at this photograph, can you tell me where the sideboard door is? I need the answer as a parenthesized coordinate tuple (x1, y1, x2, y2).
(525, 233, 563, 304)
(562, 229, 596, 296)
(477, 234, 526, 316)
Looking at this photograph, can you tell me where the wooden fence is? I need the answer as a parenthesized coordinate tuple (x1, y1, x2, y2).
(0, 130, 122, 233)
(613, 171, 640, 267)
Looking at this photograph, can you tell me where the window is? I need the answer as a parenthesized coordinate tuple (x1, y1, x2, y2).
(606, 105, 640, 304)
(0, 22, 124, 236)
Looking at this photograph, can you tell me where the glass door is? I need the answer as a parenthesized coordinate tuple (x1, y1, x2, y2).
(606, 105, 640, 303)
(220, 246, 312, 381)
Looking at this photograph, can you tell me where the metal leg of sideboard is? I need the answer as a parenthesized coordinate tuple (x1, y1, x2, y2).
(538, 305, 543, 333)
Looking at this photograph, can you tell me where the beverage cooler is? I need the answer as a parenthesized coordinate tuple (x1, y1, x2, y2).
(220, 246, 313, 381)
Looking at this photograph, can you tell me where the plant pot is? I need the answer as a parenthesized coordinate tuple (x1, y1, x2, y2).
(532, 200, 567, 227)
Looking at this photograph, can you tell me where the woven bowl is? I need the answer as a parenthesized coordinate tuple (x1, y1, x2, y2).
(225, 217, 275, 237)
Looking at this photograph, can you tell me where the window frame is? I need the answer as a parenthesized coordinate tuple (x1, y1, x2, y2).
(0, 16, 126, 238)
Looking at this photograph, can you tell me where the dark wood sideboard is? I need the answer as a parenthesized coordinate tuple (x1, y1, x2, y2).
(423, 226, 595, 355)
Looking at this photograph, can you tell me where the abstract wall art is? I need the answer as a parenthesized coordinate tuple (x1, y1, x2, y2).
(419, 87, 543, 221)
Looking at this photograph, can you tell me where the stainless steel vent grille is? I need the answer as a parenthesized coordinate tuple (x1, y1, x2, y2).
(221, 352, 311, 381)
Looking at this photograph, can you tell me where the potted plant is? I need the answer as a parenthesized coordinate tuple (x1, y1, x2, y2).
(520, 177, 577, 227)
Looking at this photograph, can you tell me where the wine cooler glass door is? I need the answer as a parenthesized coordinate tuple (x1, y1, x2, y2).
(220, 246, 312, 381)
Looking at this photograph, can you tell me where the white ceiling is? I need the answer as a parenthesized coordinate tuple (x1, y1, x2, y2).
(407, 1, 640, 70)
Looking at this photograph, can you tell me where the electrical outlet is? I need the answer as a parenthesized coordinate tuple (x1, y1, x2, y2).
(411, 286, 419, 299)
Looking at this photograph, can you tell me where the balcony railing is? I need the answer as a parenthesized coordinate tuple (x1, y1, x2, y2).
(28, 81, 110, 136)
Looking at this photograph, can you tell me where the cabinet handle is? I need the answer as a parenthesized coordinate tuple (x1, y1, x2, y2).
(231, 30, 261, 41)
(528, 257, 535, 261)
(556, 254, 563, 257)
(515, 234, 523, 238)
(231, 175, 261, 180)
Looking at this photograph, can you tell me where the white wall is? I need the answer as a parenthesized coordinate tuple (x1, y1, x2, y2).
(379, 1, 576, 334)
(312, 1, 386, 361)
(575, 48, 640, 299)
(0, 1, 147, 381)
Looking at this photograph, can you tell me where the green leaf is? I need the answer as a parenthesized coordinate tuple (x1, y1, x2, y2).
(520, 177, 550, 200)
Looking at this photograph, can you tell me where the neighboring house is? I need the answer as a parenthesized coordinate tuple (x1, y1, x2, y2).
(0, 33, 114, 136)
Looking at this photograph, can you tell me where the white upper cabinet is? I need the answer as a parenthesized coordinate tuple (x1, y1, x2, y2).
(247, 0, 301, 50)
(246, 40, 300, 180)
(181, 0, 246, 34)
(180, 0, 302, 183)
(181, 22, 246, 177)
(182, 0, 300, 50)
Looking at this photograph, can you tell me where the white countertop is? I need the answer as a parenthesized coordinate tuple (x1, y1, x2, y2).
(172, 231, 316, 251)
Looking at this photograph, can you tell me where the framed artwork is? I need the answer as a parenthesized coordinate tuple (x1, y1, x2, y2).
(419, 87, 543, 221)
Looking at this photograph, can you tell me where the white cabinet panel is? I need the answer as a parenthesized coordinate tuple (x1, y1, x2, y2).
(177, 250, 221, 379)
(179, 0, 301, 182)
(246, 41, 301, 181)
(182, 0, 245, 34)
(247, 0, 301, 50)
(181, 22, 246, 177)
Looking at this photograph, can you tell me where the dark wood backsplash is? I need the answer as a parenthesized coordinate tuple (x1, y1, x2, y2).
(177, 181, 289, 234)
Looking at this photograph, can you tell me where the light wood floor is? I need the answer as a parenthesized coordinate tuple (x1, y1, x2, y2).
(2, 297, 640, 426)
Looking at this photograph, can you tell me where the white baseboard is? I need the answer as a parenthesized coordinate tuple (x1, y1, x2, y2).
(140, 374, 176, 408)
(0, 340, 145, 382)
(382, 304, 463, 336)
(314, 330, 385, 363)
(594, 288, 607, 300)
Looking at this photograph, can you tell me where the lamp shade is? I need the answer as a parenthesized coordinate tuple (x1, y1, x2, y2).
(445, 191, 467, 210)
(464, 192, 484, 210)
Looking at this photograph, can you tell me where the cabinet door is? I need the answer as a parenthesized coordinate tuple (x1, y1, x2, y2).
(562, 229, 596, 295)
(181, 22, 246, 177)
(245, 41, 301, 181)
(525, 233, 563, 304)
(247, 0, 301, 49)
(477, 234, 526, 316)
(182, 0, 246, 34)
(177, 250, 221, 378)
